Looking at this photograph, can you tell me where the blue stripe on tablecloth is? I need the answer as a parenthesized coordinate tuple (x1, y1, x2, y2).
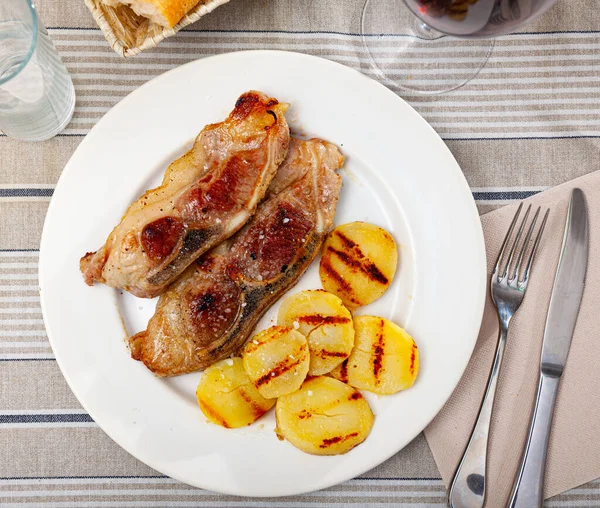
(0, 414, 94, 424)
(0, 249, 39, 252)
(0, 475, 442, 480)
(44, 27, 600, 35)
(446, 136, 600, 141)
(472, 190, 540, 201)
(0, 358, 55, 362)
(0, 189, 54, 198)
(0, 188, 541, 202)
(4, 134, 600, 140)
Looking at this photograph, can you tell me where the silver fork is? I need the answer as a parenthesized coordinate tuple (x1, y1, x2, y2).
(448, 203, 550, 508)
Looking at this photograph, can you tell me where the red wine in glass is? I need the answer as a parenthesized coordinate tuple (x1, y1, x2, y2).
(361, 0, 558, 93)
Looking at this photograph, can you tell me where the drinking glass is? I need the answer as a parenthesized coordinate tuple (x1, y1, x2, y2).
(0, 0, 75, 141)
(361, 0, 558, 94)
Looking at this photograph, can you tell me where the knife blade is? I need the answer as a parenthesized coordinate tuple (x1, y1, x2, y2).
(540, 187, 589, 377)
(508, 188, 589, 508)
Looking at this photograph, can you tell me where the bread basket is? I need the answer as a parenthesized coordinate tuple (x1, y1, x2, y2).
(84, 0, 232, 57)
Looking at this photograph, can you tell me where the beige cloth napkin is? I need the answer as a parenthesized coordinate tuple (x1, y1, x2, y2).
(424, 171, 600, 506)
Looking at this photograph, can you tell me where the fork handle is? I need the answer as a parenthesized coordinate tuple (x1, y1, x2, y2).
(447, 324, 508, 508)
(507, 373, 560, 508)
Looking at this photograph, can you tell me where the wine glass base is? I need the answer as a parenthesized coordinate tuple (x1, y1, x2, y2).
(361, 0, 495, 95)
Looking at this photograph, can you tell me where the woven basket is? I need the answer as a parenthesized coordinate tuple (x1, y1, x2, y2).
(84, 0, 232, 57)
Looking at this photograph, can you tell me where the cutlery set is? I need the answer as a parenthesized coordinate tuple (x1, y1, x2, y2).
(448, 189, 589, 508)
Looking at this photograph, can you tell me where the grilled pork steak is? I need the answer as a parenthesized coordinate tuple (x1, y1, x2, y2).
(80, 91, 290, 298)
(129, 138, 344, 376)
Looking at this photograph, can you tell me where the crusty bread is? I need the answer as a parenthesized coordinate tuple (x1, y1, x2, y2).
(102, 0, 202, 28)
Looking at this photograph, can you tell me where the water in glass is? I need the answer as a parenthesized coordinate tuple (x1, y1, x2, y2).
(0, 0, 75, 141)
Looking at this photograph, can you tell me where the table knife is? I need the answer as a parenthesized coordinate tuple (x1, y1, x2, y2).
(507, 188, 589, 508)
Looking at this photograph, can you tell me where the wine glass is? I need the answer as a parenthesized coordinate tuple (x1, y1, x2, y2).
(361, 0, 558, 94)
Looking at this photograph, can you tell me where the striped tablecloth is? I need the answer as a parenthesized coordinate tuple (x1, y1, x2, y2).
(2, 0, 600, 505)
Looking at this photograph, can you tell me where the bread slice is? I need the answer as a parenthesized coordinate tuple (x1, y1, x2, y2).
(102, 0, 201, 28)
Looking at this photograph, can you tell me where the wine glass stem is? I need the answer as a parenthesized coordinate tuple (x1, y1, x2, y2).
(413, 19, 443, 40)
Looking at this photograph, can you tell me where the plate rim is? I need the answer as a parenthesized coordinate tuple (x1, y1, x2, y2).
(39, 50, 487, 497)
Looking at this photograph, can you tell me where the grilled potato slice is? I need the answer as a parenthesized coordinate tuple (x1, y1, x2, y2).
(242, 326, 310, 399)
(196, 357, 275, 428)
(277, 290, 354, 376)
(319, 222, 398, 308)
(275, 376, 374, 455)
(331, 316, 418, 395)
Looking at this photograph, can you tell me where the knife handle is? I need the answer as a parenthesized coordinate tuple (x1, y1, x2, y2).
(507, 373, 560, 508)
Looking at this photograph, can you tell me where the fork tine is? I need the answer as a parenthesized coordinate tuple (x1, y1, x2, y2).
(501, 204, 531, 280)
(493, 202, 523, 278)
(521, 208, 550, 286)
(511, 206, 541, 281)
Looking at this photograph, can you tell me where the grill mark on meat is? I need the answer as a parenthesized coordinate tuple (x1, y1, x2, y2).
(141, 217, 184, 266)
(254, 355, 305, 388)
(372, 318, 385, 384)
(327, 246, 389, 286)
(147, 228, 215, 286)
(181, 155, 254, 218)
(194, 293, 216, 313)
(319, 432, 359, 448)
(187, 279, 242, 344)
(240, 204, 312, 282)
(233, 93, 268, 119)
(296, 314, 351, 326)
(265, 110, 278, 129)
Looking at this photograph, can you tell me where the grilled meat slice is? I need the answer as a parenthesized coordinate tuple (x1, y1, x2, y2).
(80, 91, 290, 298)
(129, 138, 344, 376)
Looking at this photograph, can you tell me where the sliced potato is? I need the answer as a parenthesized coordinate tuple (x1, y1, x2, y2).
(242, 326, 310, 399)
(275, 376, 374, 455)
(277, 290, 354, 376)
(319, 222, 398, 308)
(196, 357, 275, 428)
(331, 315, 418, 395)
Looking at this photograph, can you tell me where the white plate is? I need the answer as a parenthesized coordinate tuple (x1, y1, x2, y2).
(39, 50, 486, 497)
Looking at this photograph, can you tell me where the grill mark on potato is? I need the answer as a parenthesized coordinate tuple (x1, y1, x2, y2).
(243, 326, 292, 354)
(255, 355, 304, 388)
(296, 314, 351, 326)
(238, 387, 268, 418)
(338, 358, 349, 383)
(319, 432, 359, 448)
(316, 349, 348, 359)
(198, 400, 230, 428)
(297, 409, 312, 419)
(410, 343, 417, 376)
(349, 391, 363, 401)
(334, 230, 360, 253)
(327, 246, 389, 285)
(372, 318, 385, 384)
(320, 259, 353, 293)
